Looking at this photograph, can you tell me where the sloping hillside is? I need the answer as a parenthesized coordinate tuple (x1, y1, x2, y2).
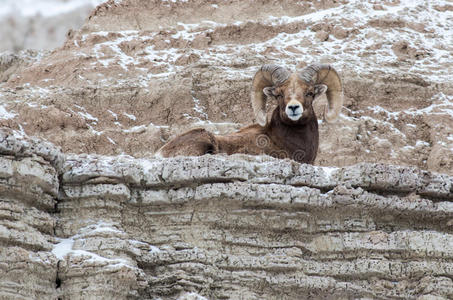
(0, 0, 452, 173)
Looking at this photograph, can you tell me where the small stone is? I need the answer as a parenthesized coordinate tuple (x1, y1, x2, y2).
(315, 30, 329, 41)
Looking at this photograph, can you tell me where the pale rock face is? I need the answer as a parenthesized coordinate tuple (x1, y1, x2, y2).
(1, 129, 453, 299)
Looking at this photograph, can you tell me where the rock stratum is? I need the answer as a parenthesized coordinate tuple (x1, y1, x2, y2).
(1, 0, 453, 299)
(1, 129, 453, 299)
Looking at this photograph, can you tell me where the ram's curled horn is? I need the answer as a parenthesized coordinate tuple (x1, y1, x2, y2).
(251, 64, 291, 127)
(299, 64, 344, 123)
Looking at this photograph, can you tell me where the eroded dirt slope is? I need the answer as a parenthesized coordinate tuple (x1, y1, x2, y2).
(0, 0, 452, 174)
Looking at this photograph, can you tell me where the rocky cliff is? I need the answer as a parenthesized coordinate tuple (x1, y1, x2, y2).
(1, 0, 453, 299)
(1, 129, 453, 299)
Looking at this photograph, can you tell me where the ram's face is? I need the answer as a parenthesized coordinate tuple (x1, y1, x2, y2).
(265, 74, 327, 124)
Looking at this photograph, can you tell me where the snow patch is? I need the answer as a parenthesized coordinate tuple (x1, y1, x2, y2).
(162, 0, 188, 3)
(321, 166, 339, 178)
(149, 122, 170, 129)
(74, 105, 98, 122)
(108, 110, 118, 119)
(107, 137, 116, 144)
(191, 96, 208, 120)
(150, 245, 161, 253)
(78, 111, 98, 122)
(416, 140, 430, 147)
(0, 105, 16, 119)
(52, 238, 75, 260)
(123, 125, 147, 133)
(368, 105, 400, 120)
(140, 158, 162, 173)
(52, 221, 160, 267)
(123, 112, 136, 121)
(91, 31, 146, 71)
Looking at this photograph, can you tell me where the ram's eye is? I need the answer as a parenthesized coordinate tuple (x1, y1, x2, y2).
(305, 92, 314, 98)
(273, 89, 283, 97)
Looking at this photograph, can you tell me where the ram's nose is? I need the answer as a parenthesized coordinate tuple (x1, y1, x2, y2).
(288, 105, 300, 113)
(285, 100, 303, 121)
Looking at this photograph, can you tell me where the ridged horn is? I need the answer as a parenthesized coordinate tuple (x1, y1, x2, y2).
(251, 64, 291, 126)
(299, 64, 343, 122)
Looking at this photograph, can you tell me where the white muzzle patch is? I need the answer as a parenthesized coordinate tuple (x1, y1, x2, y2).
(285, 100, 303, 121)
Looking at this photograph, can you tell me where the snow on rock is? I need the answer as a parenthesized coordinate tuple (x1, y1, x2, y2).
(52, 238, 75, 260)
(0, 105, 16, 119)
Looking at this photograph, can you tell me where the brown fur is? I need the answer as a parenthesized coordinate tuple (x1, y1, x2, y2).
(156, 75, 321, 163)
(156, 128, 219, 157)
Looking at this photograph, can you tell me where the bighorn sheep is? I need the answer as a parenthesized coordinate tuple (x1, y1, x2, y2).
(156, 64, 343, 164)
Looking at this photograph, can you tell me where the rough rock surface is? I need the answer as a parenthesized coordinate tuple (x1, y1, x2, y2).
(1, 130, 453, 299)
(1, 0, 453, 299)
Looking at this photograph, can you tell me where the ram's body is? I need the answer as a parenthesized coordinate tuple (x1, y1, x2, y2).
(156, 64, 343, 164)
(157, 106, 319, 163)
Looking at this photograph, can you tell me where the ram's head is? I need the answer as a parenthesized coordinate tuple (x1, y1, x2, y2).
(251, 64, 344, 126)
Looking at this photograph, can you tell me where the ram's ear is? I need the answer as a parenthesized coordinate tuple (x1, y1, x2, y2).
(263, 87, 277, 98)
(313, 84, 327, 100)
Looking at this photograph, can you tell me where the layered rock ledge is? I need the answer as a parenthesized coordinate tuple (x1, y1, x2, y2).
(1, 130, 452, 299)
